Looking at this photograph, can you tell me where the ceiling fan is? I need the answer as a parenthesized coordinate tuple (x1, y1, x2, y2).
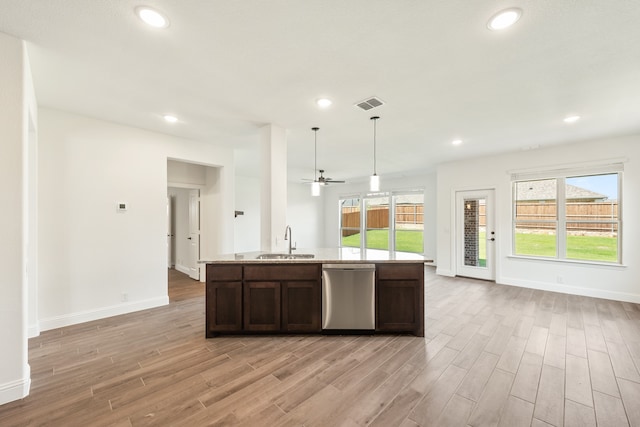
(302, 128, 346, 195)
(314, 169, 345, 185)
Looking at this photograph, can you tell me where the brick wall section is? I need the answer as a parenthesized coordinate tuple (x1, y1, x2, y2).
(464, 200, 479, 266)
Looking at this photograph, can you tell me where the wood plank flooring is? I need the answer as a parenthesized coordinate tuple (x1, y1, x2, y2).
(1, 268, 639, 426)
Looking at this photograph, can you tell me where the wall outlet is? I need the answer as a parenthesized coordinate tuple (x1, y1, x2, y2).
(121, 292, 128, 302)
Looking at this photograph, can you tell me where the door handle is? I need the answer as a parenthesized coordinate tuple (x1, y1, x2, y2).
(187, 237, 192, 240)
(490, 238, 495, 241)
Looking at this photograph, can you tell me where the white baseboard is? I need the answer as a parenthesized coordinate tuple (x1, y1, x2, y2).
(436, 268, 455, 277)
(0, 366, 30, 405)
(498, 276, 640, 304)
(38, 296, 169, 332)
(175, 263, 190, 275)
(28, 323, 40, 338)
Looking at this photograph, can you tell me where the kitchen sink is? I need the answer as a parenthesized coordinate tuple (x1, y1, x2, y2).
(255, 253, 315, 260)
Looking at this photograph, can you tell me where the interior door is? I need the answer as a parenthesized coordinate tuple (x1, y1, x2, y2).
(456, 189, 495, 280)
(188, 189, 200, 280)
(167, 196, 173, 268)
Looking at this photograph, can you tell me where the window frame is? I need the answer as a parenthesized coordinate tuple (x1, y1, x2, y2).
(511, 166, 622, 264)
(338, 189, 425, 254)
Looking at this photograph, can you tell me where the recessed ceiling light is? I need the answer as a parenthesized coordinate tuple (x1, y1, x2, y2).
(452, 139, 462, 146)
(136, 7, 169, 28)
(163, 115, 178, 123)
(487, 8, 522, 31)
(316, 98, 332, 108)
(563, 115, 581, 123)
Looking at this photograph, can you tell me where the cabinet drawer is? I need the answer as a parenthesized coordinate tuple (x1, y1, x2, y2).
(376, 263, 424, 280)
(207, 264, 243, 281)
(244, 264, 320, 281)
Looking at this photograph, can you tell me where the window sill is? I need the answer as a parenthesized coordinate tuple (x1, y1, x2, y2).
(507, 255, 627, 269)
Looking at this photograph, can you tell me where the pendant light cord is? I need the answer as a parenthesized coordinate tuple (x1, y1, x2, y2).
(371, 116, 380, 175)
(312, 127, 319, 181)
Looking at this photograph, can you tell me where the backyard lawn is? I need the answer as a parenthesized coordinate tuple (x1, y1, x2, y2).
(514, 232, 618, 262)
(343, 230, 618, 262)
(342, 230, 423, 253)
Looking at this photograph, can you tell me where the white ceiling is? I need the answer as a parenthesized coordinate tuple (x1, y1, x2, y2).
(1, 1, 639, 182)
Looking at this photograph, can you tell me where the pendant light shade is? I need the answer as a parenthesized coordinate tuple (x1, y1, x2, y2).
(369, 174, 380, 192)
(370, 116, 380, 192)
(311, 181, 320, 196)
(311, 127, 320, 197)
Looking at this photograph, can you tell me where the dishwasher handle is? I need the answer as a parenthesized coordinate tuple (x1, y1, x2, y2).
(322, 263, 375, 271)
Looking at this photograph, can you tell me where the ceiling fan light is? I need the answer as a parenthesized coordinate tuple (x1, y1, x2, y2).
(311, 181, 321, 196)
(370, 174, 380, 192)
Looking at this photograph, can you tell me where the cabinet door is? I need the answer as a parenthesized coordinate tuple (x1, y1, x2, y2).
(376, 263, 424, 336)
(282, 281, 321, 332)
(206, 281, 242, 336)
(376, 279, 421, 334)
(244, 282, 281, 331)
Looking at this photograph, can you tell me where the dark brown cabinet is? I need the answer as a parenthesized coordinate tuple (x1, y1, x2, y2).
(376, 263, 424, 337)
(244, 281, 281, 331)
(206, 264, 243, 337)
(207, 263, 321, 336)
(282, 280, 321, 332)
(206, 261, 423, 337)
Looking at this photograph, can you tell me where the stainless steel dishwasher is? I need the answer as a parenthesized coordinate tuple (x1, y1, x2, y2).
(322, 263, 376, 333)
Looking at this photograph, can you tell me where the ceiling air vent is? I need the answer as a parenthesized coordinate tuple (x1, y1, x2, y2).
(355, 96, 385, 111)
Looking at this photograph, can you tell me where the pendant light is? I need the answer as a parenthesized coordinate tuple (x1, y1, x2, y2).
(370, 116, 380, 192)
(311, 127, 321, 196)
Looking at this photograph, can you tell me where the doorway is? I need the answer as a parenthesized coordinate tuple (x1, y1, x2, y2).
(167, 187, 200, 281)
(187, 189, 200, 280)
(455, 189, 495, 280)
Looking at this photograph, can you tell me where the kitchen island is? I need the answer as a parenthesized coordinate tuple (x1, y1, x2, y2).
(203, 248, 428, 338)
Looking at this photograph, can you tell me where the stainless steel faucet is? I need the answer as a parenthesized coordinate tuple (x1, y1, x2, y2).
(284, 225, 296, 254)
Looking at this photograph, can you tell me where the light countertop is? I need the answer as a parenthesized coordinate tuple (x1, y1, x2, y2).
(201, 248, 432, 264)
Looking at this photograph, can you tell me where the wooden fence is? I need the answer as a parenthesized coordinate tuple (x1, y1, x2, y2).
(342, 202, 619, 235)
(502, 202, 618, 232)
(341, 205, 423, 236)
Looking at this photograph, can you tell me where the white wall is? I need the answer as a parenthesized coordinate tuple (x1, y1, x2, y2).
(167, 159, 207, 187)
(322, 173, 437, 260)
(260, 124, 288, 251)
(234, 175, 261, 252)
(287, 182, 325, 250)
(0, 33, 34, 405)
(232, 178, 324, 252)
(437, 134, 640, 302)
(37, 108, 235, 330)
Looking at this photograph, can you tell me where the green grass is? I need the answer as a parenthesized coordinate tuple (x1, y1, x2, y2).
(343, 230, 618, 262)
(342, 229, 423, 253)
(515, 232, 618, 262)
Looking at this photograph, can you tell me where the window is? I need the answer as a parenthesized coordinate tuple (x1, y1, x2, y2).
(393, 193, 424, 253)
(512, 170, 621, 263)
(365, 196, 389, 250)
(339, 191, 424, 254)
(340, 197, 361, 248)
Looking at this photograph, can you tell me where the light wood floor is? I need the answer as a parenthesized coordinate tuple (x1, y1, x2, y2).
(1, 268, 639, 426)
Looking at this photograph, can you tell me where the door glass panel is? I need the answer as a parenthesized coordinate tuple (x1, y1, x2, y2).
(365, 197, 389, 250)
(394, 194, 424, 253)
(463, 197, 486, 267)
(340, 198, 360, 247)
